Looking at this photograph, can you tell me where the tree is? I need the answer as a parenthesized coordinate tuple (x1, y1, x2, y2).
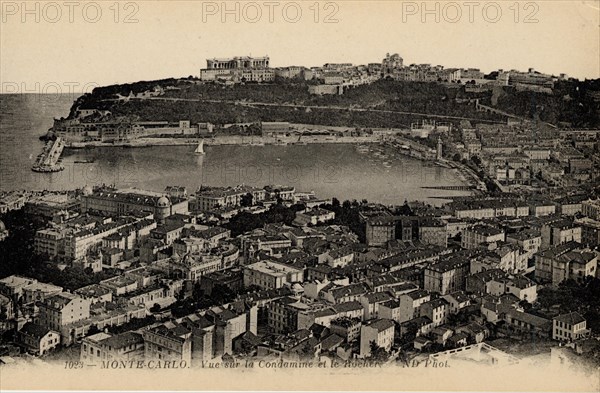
(369, 341, 389, 363)
(519, 299, 533, 311)
(150, 303, 161, 313)
(240, 193, 254, 207)
(207, 284, 236, 305)
(332, 198, 340, 208)
(87, 324, 101, 335)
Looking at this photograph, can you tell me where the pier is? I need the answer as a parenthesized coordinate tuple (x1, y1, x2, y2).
(32, 137, 65, 173)
(420, 185, 476, 191)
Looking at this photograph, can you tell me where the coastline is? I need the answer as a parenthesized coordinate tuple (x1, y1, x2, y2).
(65, 134, 383, 148)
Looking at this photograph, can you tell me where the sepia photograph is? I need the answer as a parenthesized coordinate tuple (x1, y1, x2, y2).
(0, 0, 599, 391)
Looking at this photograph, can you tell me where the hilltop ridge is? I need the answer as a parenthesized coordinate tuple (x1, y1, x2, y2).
(65, 77, 599, 129)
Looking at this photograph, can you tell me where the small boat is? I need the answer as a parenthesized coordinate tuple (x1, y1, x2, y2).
(194, 140, 205, 155)
(74, 159, 95, 164)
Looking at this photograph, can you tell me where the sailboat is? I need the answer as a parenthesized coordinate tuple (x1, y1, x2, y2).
(194, 140, 205, 155)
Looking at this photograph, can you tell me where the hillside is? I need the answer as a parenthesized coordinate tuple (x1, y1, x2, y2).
(67, 77, 600, 128)
(493, 79, 600, 128)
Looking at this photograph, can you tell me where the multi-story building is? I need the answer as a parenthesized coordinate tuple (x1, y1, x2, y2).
(359, 319, 395, 357)
(243, 261, 303, 290)
(63, 220, 128, 261)
(323, 246, 354, 268)
(541, 218, 582, 249)
(81, 331, 144, 363)
(320, 283, 370, 305)
(24, 193, 80, 219)
(365, 216, 396, 247)
(529, 202, 557, 217)
(158, 251, 223, 283)
(551, 249, 597, 286)
(419, 298, 450, 327)
(22, 282, 63, 304)
(487, 275, 537, 302)
(241, 234, 291, 262)
(195, 186, 266, 211)
(200, 56, 272, 82)
(143, 322, 192, 363)
(502, 309, 552, 338)
(18, 322, 61, 356)
(419, 219, 448, 247)
(206, 56, 269, 70)
(506, 229, 542, 255)
(552, 312, 589, 342)
(294, 208, 335, 226)
(450, 200, 529, 219)
(379, 300, 402, 323)
(329, 317, 362, 342)
(34, 227, 68, 258)
(264, 185, 295, 201)
(441, 291, 471, 314)
(582, 199, 600, 220)
(0, 275, 38, 300)
(424, 258, 470, 295)
(267, 297, 308, 334)
(81, 187, 188, 222)
(74, 284, 113, 304)
(359, 292, 395, 320)
(37, 292, 91, 343)
(461, 225, 505, 249)
(535, 242, 597, 285)
(397, 290, 430, 323)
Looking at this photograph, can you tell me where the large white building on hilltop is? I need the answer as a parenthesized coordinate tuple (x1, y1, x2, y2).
(200, 55, 274, 82)
(206, 56, 269, 69)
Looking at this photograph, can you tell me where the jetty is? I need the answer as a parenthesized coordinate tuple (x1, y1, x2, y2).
(32, 137, 65, 173)
(420, 185, 476, 191)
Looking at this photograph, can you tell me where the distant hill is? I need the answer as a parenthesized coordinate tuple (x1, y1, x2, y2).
(68, 77, 600, 128)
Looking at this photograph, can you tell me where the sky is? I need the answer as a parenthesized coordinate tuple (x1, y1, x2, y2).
(1, 1, 599, 93)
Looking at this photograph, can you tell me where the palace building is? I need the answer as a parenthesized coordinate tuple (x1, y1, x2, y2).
(200, 55, 274, 82)
(206, 56, 269, 69)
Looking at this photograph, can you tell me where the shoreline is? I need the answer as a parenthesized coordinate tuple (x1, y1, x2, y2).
(64, 135, 383, 149)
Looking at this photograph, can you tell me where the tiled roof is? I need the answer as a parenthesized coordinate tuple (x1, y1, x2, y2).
(553, 312, 586, 325)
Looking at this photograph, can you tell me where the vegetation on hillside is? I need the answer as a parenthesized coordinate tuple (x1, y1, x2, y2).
(494, 79, 600, 127)
(70, 79, 506, 128)
(68, 76, 600, 128)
